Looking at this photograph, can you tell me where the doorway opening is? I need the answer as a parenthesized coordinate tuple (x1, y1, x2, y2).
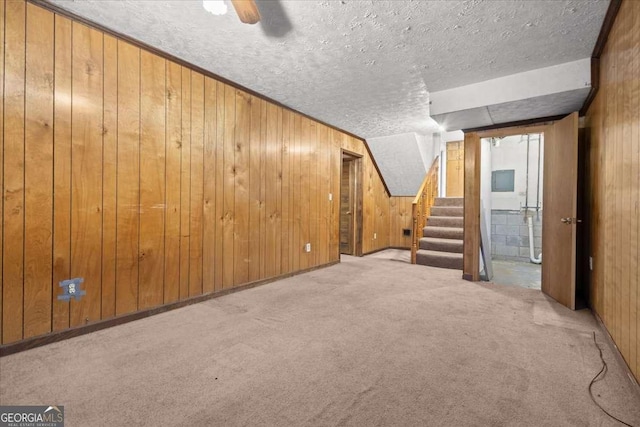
(467, 113, 580, 310)
(340, 151, 363, 257)
(480, 133, 544, 290)
(446, 140, 464, 197)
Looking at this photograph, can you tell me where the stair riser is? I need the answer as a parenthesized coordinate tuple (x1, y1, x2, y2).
(434, 197, 464, 207)
(416, 253, 463, 270)
(423, 228, 463, 240)
(430, 206, 463, 217)
(427, 217, 463, 228)
(420, 239, 463, 253)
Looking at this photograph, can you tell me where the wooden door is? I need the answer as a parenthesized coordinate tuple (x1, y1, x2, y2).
(340, 159, 354, 254)
(542, 112, 579, 309)
(447, 141, 464, 197)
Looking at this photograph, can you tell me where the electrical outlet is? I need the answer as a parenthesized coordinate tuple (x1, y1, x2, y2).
(305, 243, 311, 252)
(589, 256, 593, 271)
(329, 193, 333, 201)
(374, 233, 377, 239)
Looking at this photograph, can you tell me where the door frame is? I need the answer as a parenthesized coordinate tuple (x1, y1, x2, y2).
(340, 150, 363, 257)
(462, 121, 552, 282)
(464, 114, 582, 311)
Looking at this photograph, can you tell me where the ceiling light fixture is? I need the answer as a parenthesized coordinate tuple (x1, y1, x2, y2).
(203, 0, 228, 16)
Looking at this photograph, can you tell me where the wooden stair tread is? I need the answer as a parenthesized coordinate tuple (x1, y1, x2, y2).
(420, 237, 463, 244)
(417, 250, 462, 259)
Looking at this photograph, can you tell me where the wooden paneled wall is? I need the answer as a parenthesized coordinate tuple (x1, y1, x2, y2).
(0, 0, 389, 345)
(389, 197, 413, 249)
(585, 0, 639, 381)
(462, 132, 481, 282)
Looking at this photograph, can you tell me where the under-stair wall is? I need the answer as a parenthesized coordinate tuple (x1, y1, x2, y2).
(389, 197, 414, 249)
(0, 0, 390, 348)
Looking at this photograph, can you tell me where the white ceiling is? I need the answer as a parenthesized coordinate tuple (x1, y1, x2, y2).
(51, 0, 609, 138)
(432, 87, 592, 131)
(367, 133, 427, 196)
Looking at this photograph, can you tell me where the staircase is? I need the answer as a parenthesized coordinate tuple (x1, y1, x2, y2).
(416, 197, 463, 270)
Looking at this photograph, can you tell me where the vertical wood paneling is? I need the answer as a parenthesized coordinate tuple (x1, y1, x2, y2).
(463, 132, 481, 281)
(265, 103, 278, 277)
(222, 83, 235, 289)
(0, 0, 5, 340)
(115, 41, 140, 316)
(214, 81, 225, 291)
(248, 96, 261, 281)
(317, 125, 329, 265)
(139, 51, 166, 309)
(189, 72, 204, 296)
(281, 110, 291, 274)
(363, 157, 374, 253)
(52, 14, 72, 332)
(611, 13, 622, 349)
(164, 61, 182, 303)
(603, 29, 615, 330)
(259, 100, 267, 277)
(587, 91, 602, 314)
(202, 77, 216, 294)
(70, 22, 103, 327)
(299, 118, 311, 269)
(389, 197, 413, 249)
(2, 0, 26, 344)
(291, 114, 301, 272)
(330, 130, 340, 261)
(233, 89, 250, 286)
(592, 91, 604, 315)
(618, 8, 631, 363)
(23, 3, 53, 338)
(179, 67, 191, 299)
(101, 35, 118, 319)
(611, 18, 620, 338)
(309, 121, 318, 266)
(1, 1, 391, 346)
(587, 0, 640, 382)
(274, 107, 283, 275)
(288, 113, 296, 269)
(632, 0, 640, 378)
(378, 179, 390, 247)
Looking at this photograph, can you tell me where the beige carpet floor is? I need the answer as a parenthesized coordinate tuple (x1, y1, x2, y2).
(1, 250, 639, 426)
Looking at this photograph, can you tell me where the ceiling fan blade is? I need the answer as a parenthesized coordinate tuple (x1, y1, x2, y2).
(230, 0, 261, 24)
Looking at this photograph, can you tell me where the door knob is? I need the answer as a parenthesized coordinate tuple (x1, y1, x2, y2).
(561, 217, 582, 224)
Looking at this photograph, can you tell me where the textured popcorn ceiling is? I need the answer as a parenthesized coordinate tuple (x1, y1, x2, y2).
(51, 0, 608, 138)
(367, 133, 427, 196)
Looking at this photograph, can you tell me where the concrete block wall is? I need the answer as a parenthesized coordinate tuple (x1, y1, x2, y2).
(491, 210, 542, 262)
